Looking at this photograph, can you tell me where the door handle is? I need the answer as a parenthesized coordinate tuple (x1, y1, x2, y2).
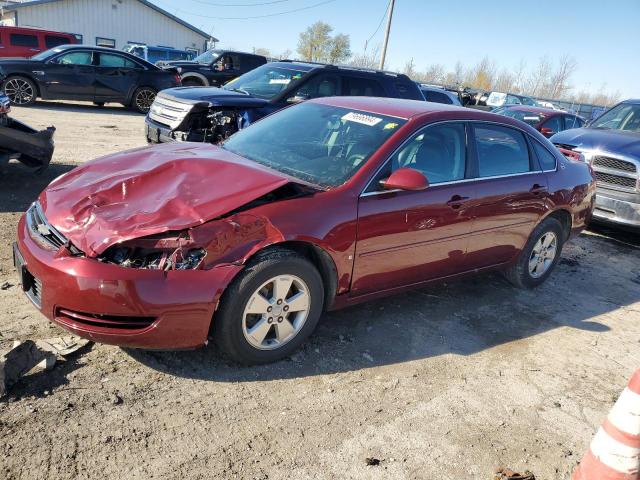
(530, 184, 548, 194)
(446, 195, 470, 209)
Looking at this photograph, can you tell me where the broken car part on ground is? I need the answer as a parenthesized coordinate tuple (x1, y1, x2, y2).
(0, 93, 55, 170)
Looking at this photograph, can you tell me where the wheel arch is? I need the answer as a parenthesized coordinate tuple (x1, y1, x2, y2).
(545, 209, 572, 242)
(179, 72, 209, 86)
(242, 240, 339, 311)
(2, 73, 41, 97)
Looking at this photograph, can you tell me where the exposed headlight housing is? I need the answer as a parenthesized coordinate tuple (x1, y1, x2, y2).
(99, 237, 206, 271)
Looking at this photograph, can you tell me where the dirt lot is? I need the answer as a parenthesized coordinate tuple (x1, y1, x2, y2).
(1, 101, 639, 480)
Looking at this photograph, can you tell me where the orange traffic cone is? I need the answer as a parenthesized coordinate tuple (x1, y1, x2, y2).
(573, 369, 640, 480)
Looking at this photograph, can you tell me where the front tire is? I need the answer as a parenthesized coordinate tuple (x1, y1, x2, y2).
(213, 249, 324, 365)
(131, 87, 156, 114)
(504, 217, 564, 288)
(3, 76, 37, 106)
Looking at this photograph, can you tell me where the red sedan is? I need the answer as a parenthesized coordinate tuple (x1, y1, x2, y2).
(494, 106, 585, 137)
(14, 97, 596, 364)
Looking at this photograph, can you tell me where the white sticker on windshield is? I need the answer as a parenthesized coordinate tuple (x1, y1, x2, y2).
(341, 112, 383, 126)
(269, 78, 291, 85)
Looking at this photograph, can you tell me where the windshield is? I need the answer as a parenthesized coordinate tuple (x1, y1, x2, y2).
(500, 109, 545, 127)
(222, 103, 406, 188)
(223, 64, 307, 99)
(193, 49, 221, 64)
(590, 103, 640, 132)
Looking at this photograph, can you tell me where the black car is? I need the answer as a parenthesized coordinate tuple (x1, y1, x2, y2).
(157, 49, 267, 87)
(0, 45, 181, 113)
(145, 60, 424, 145)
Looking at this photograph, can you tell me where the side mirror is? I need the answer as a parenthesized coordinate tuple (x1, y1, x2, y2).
(540, 127, 554, 138)
(381, 168, 429, 191)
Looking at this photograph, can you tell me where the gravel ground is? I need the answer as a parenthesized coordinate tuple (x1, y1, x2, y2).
(1, 101, 639, 480)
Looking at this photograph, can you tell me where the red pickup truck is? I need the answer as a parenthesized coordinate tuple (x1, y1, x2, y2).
(0, 26, 80, 58)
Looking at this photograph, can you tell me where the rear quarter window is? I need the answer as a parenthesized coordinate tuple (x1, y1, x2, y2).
(45, 35, 71, 49)
(424, 91, 453, 104)
(532, 141, 557, 171)
(395, 81, 423, 100)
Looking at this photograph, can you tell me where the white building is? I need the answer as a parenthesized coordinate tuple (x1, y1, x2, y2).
(0, 0, 217, 54)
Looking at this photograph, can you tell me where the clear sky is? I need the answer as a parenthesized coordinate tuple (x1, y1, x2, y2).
(150, 0, 640, 98)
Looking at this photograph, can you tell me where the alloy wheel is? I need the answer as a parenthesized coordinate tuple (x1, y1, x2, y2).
(528, 231, 558, 278)
(4, 78, 34, 105)
(135, 88, 156, 113)
(242, 274, 311, 350)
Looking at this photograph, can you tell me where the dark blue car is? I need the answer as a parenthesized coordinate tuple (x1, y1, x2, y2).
(551, 99, 640, 230)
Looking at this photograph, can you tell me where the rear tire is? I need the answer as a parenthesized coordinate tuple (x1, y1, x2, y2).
(504, 217, 564, 289)
(213, 248, 324, 365)
(3, 76, 37, 106)
(131, 87, 156, 114)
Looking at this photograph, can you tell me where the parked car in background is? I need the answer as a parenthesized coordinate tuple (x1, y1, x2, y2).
(145, 60, 424, 144)
(551, 99, 640, 230)
(0, 44, 180, 113)
(156, 49, 267, 87)
(494, 106, 585, 137)
(123, 44, 196, 64)
(0, 26, 80, 58)
(16, 98, 595, 364)
(485, 91, 538, 108)
(418, 84, 462, 106)
(0, 91, 55, 170)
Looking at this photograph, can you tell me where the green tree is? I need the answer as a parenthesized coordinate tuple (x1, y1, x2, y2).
(297, 21, 351, 64)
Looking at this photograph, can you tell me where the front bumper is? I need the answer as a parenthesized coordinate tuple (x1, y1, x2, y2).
(15, 215, 242, 349)
(592, 188, 640, 228)
(145, 117, 204, 144)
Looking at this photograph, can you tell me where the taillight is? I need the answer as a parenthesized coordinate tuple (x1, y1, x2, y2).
(175, 73, 181, 85)
(557, 147, 585, 163)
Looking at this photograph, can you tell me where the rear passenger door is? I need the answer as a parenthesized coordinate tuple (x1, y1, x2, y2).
(464, 123, 549, 269)
(94, 52, 142, 102)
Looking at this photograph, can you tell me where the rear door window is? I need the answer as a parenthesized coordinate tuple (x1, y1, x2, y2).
(473, 124, 531, 177)
(45, 35, 71, 49)
(564, 115, 582, 129)
(341, 76, 385, 97)
(395, 82, 422, 100)
(10, 34, 38, 47)
(98, 53, 137, 68)
(541, 116, 562, 135)
(291, 73, 340, 100)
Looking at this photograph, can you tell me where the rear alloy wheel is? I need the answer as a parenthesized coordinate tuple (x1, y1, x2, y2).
(132, 87, 156, 114)
(3, 76, 37, 105)
(213, 249, 324, 364)
(504, 217, 564, 288)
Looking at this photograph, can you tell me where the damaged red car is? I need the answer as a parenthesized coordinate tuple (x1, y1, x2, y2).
(14, 97, 596, 364)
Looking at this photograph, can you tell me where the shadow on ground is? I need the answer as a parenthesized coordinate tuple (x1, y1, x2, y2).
(0, 162, 77, 213)
(23, 100, 142, 117)
(128, 233, 635, 382)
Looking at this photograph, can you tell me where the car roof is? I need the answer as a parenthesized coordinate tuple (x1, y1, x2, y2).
(504, 106, 564, 116)
(311, 96, 468, 119)
(622, 99, 640, 104)
(50, 44, 131, 54)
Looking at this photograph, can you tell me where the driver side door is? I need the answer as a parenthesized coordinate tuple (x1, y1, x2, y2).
(351, 122, 477, 295)
(43, 50, 95, 100)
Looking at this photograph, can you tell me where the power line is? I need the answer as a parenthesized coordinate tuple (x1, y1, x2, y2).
(190, 0, 292, 6)
(365, 0, 390, 49)
(154, 0, 337, 19)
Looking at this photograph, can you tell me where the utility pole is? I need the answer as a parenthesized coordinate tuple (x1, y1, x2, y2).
(379, 0, 395, 70)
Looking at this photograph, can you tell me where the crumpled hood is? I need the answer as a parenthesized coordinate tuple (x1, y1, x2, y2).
(158, 87, 270, 109)
(551, 128, 640, 158)
(39, 143, 291, 257)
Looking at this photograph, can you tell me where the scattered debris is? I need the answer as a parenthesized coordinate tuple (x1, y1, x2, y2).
(365, 457, 381, 466)
(560, 258, 580, 267)
(362, 353, 374, 362)
(36, 336, 91, 357)
(0, 340, 56, 397)
(1, 281, 13, 290)
(109, 392, 123, 405)
(494, 467, 535, 480)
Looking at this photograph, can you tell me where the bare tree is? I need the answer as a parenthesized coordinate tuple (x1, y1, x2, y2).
(253, 47, 271, 57)
(545, 54, 577, 98)
(403, 58, 418, 79)
(465, 57, 495, 90)
(278, 49, 292, 60)
(525, 56, 552, 96)
(349, 44, 381, 69)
